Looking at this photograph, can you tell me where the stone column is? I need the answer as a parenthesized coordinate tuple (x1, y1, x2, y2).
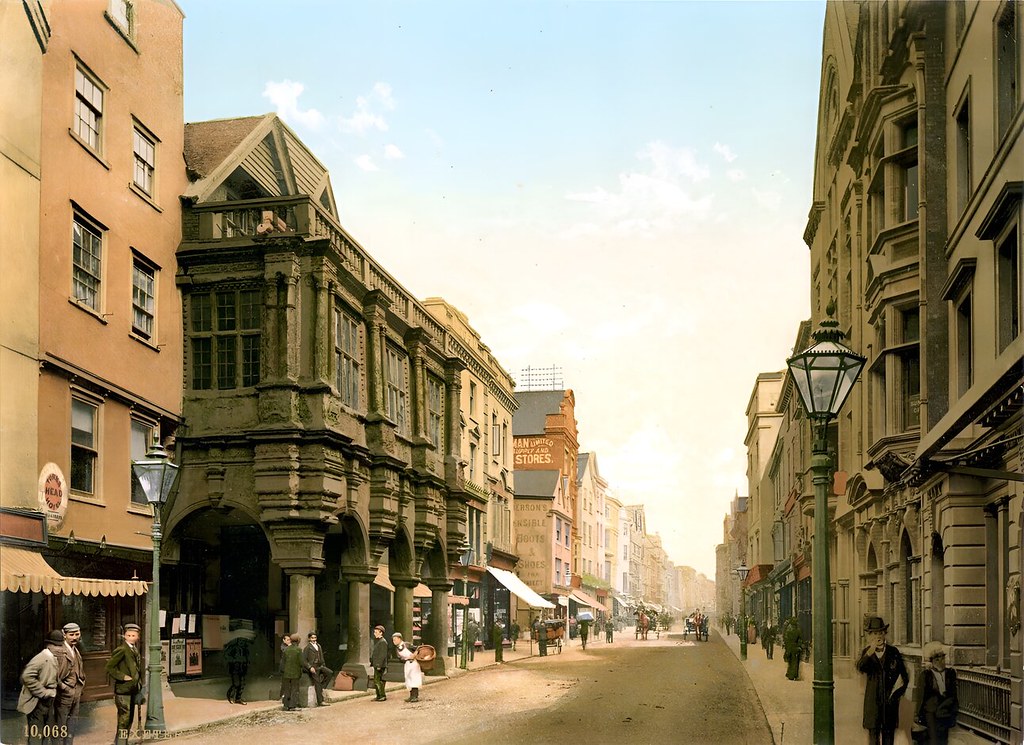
(288, 572, 317, 639)
(342, 577, 372, 689)
(394, 582, 415, 641)
(429, 586, 451, 676)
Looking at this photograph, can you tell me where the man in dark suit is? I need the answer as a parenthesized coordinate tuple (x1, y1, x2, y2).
(105, 623, 143, 745)
(856, 615, 909, 745)
(302, 631, 333, 707)
(370, 625, 389, 701)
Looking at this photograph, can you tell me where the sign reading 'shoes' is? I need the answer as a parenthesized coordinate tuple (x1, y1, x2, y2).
(38, 463, 68, 528)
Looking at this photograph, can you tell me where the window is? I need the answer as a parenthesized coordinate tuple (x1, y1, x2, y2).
(71, 398, 97, 494)
(555, 518, 562, 543)
(72, 213, 102, 310)
(956, 293, 973, 397)
(955, 96, 971, 214)
(996, 1, 1019, 142)
(427, 377, 443, 451)
(130, 419, 154, 505)
(469, 381, 477, 415)
(108, 0, 134, 37)
(491, 413, 501, 456)
(385, 347, 408, 433)
(468, 442, 477, 481)
(74, 65, 103, 151)
(189, 289, 261, 390)
(555, 559, 562, 586)
(898, 121, 919, 222)
(131, 258, 155, 339)
(132, 126, 156, 196)
(333, 308, 361, 408)
(997, 225, 1020, 351)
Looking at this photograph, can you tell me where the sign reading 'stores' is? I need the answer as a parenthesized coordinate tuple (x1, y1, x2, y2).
(514, 437, 555, 466)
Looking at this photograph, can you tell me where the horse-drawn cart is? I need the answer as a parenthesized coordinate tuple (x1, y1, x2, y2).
(541, 619, 564, 653)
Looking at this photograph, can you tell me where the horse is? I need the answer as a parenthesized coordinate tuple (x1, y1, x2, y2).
(636, 611, 650, 640)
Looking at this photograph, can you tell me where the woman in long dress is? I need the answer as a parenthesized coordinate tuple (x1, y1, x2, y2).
(391, 633, 422, 703)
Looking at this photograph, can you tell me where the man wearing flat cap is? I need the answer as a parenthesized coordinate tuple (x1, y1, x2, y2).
(856, 615, 909, 745)
(54, 621, 85, 744)
(18, 630, 65, 745)
(106, 623, 144, 745)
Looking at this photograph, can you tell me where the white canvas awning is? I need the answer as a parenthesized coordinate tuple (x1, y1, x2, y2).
(1, 546, 148, 596)
(486, 567, 555, 609)
(570, 589, 608, 612)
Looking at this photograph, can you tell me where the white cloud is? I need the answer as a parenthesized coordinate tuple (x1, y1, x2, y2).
(752, 187, 783, 210)
(640, 141, 711, 184)
(262, 80, 325, 129)
(384, 144, 405, 160)
(339, 81, 396, 135)
(354, 154, 379, 172)
(726, 168, 747, 182)
(713, 142, 738, 162)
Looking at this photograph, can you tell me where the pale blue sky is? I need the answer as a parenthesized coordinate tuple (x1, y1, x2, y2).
(180, 0, 827, 578)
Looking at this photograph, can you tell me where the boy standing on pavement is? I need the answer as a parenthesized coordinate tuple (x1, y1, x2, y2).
(370, 625, 389, 701)
(281, 634, 303, 711)
(856, 615, 909, 745)
(54, 621, 86, 744)
(105, 623, 143, 745)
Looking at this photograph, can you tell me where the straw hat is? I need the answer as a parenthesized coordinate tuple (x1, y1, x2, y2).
(922, 640, 945, 662)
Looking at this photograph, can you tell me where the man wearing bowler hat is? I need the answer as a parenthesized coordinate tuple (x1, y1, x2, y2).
(856, 615, 909, 745)
(54, 621, 86, 744)
(106, 623, 144, 745)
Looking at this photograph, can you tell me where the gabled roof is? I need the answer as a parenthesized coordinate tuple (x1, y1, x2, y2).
(182, 113, 338, 216)
(512, 390, 565, 436)
(514, 470, 560, 498)
(577, 452, 591, 480)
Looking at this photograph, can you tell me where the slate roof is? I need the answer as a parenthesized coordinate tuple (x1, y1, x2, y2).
(183, 114, 269, 180)
(577, 452, 590, 480)
(513, 470, 560, 498)
(512, 390, 565, 436)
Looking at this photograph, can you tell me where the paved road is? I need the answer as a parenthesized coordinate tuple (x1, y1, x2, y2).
(172, 633, 771, 745)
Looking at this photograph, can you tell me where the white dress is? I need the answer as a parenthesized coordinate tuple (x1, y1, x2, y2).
(397, 643, 423, 689)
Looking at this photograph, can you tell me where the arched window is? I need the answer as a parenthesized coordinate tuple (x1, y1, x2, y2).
(901, 531, 919, 644)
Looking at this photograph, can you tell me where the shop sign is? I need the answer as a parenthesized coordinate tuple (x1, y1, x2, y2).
(37, 463, 68, 529)
(514, 437, 555, 466)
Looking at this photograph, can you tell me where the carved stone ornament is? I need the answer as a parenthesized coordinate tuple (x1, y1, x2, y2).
(1009, 575, 1021, 638)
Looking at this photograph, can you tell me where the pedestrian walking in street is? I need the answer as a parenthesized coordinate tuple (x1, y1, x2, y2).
(392, 633, 422, 703)
(782, 617, 802, 680)
(464, 619, 479, 662)
(914, 641, 958, 745)
(281, 633, 303, 710)
(605, 617, 614, 643)
(578, 617, 590, 650)
(509, 621, 520, 651)
(856, 615, 909, 745)
(302, 631, 333, 707)
(105, 623, 144, 745)
(54, 621, 86, 745)
(535, 617, 548, 656)
(370, 625, 389, 701)
(762, 622, 777, 660)
(223, 630, 254, 704)
(18, 629, 64, 745)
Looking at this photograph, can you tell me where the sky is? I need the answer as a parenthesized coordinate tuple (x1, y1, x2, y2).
(179, 0, 827, 579)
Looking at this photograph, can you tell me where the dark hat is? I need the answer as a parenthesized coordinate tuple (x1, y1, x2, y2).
(374, 625, 386, 634)
(47, 630, 65, 644)
(864, 615, 889, 632)
(62, 622, 81, 633)
(123, 623, 141, 633)
(307, 631, 318, 638)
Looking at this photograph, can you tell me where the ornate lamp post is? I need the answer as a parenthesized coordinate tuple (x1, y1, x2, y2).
(735, 564, 749, 661)
(459, 550, 471, 670)
(132, 442, 179, 732)
(786, 311, 865, 745)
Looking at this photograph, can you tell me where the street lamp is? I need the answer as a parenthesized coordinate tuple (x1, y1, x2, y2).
(786, 310, 865, 745)
(735, 564, 749, 661)
(459, 550, 471, 670)
(132, 442, 179, 732)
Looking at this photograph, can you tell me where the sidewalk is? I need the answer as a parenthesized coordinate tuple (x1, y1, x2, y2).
(0, 638, 568, 745)
(720, 629, 990, 745)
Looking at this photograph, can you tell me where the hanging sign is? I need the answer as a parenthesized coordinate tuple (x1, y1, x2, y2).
(38, 464, 68, 529)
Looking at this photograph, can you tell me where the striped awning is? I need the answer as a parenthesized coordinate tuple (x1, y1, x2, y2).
(1, 546, 148, 596)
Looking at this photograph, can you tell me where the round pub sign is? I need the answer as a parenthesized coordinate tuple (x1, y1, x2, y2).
(38, 463, 68, 528)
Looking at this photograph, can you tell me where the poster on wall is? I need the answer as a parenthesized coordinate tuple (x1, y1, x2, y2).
(202, 615, 228, 650)
(169, 638, 186, 675)
(160, 641, 169, 672)
(185, 638, 202, 675)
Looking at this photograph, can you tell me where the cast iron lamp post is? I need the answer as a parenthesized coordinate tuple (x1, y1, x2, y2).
(735, 564, 749, 661)
(132, 442, 179, 732)
(459, 551, 471, 670)
(786, 310, 865, 745)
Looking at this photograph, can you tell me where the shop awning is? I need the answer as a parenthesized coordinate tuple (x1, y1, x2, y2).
(413, 583, 432, 598)
(570, 589, 608, 612)
(486, 567, 555, 609)
(1, 546, 148, 596)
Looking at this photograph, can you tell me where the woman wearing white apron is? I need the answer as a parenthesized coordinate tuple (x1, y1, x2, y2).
(391, 633, 422, 702)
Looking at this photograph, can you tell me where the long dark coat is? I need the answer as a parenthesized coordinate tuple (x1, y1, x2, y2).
(855, 643, 909, 730)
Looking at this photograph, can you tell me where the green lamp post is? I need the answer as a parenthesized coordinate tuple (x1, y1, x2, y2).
(132, 442, 179, 733)
(786, 310, 865, 745)
(735, 564, 749, 661)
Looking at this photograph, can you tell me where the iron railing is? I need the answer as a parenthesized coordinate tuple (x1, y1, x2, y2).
(956, 666, 1012, 743)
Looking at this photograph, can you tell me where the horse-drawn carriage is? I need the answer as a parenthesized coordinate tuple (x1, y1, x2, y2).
(539, 619, 565, 653)
(684, 616, 709, 641)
